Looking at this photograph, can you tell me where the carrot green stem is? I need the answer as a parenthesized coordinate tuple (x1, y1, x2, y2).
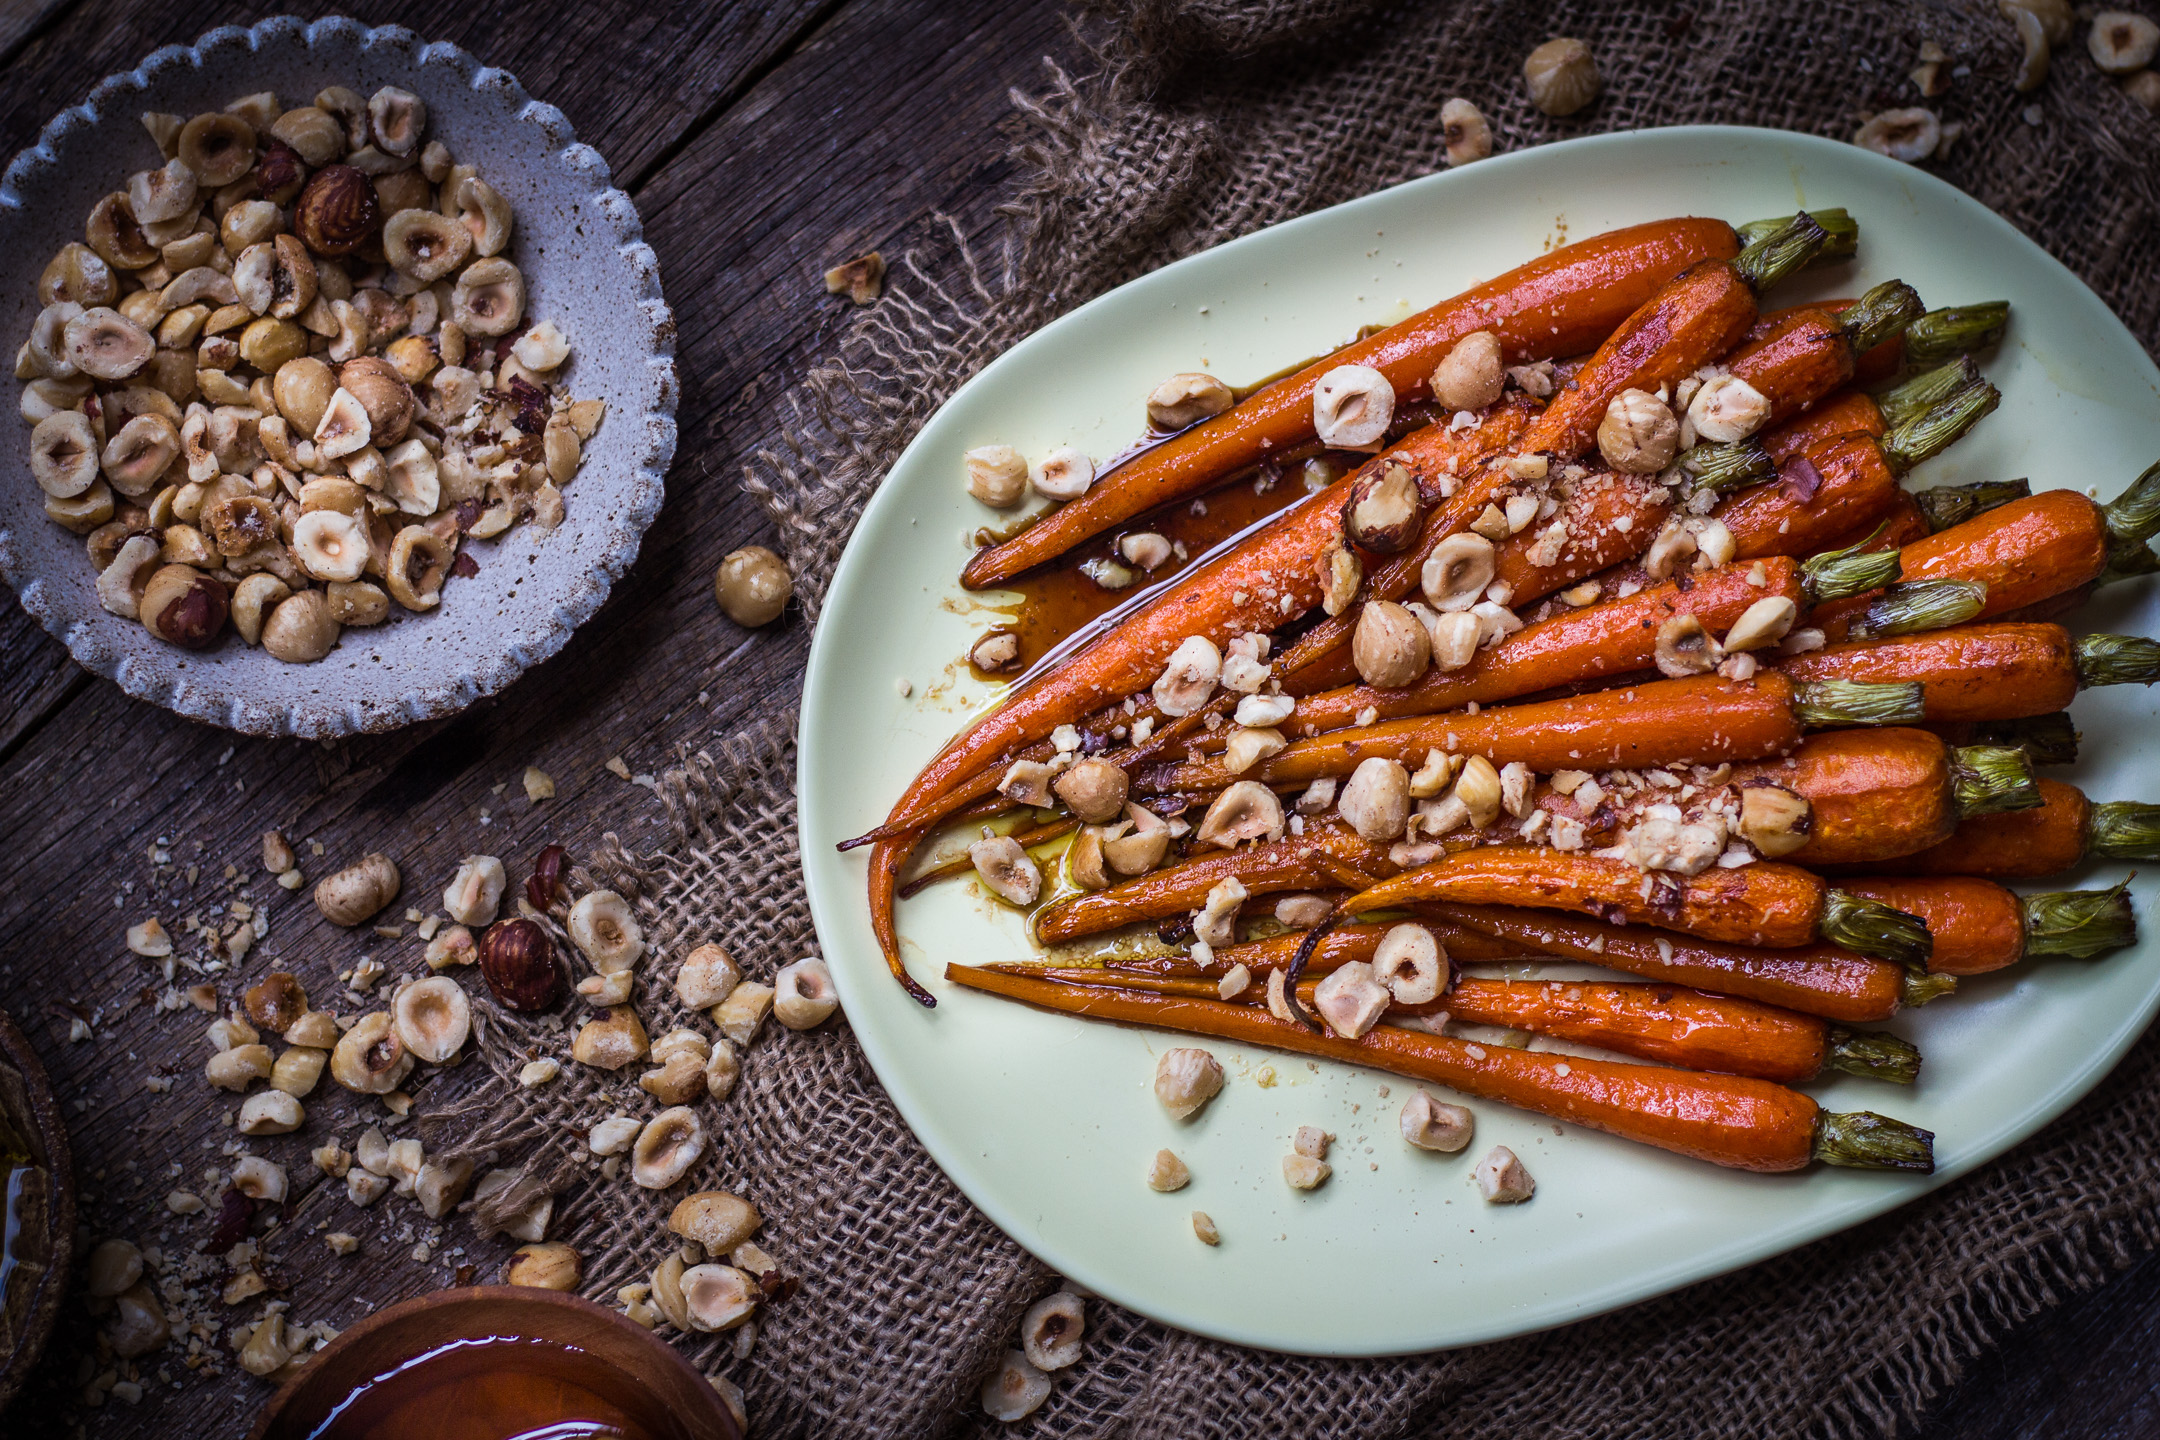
(1731, 212, 1832, 292)
(2102, 460, 2160, 547)
(2021, 883, 2137, 961)
(1822, 889, 1933, 971)
(1793, 679, 1927, 728)
(1913, 478, 2031, 533)
(2073, 633, 2160, 689)
(1825, 1028, 1922, 1084)
(1875, 357, 1977, 433)
(1902, 301, 2010, 364)
(1948, 744, 2042, 818)
(1679, 438, 1777, 494)
(2101, 540, 2160, 586)
(1965, 712, 2080, 768)
(1813, 1111, 1936, 1172)
(1846, 579, 1988, 641)
(1839, 279, 1926, 354)
(1900, 971, 1959, 1007)
(1736, 208, 1858, 265)
(1802, 535, 1903, 601)
(2088, 802, 2160, 862)
(1881, 380, 2000, 474)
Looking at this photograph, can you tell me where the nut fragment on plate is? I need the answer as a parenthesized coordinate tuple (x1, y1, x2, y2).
(20, 85, 603, 662)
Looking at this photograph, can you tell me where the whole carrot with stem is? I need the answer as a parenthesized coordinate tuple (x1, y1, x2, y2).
(997, 962, 1921, 1084)
(1834, 877, 2135, 974)
(1148, 671, 1920, 795)
(1856, 778, 2160, 879)
(1782, 626, 2160, 722)
(946, 964, 1935, 1174)
(1036, 824, 1395, 943)
(1746, 297, 2006, 387)
(1427, 904, 1952, 1019)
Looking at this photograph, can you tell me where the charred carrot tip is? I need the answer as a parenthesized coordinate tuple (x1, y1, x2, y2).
(2073, 633, 2160, 689)
(1913, 477, 2031, 533)
(1812, 1111, 1935, 1172)
(1948, 744, 2043, 818)
(1903, 301, 2009, 364)
(1824, 1028, 1923, 1084)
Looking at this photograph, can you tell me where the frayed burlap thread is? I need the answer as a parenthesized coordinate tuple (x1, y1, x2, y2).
(474, 2, 2160, 1437)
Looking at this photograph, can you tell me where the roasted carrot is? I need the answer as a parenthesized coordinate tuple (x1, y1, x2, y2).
(1859, 777, 2160, 879)
(1149, 672, 1919, 795)
(947, 965, 1935, 1173)
(1341, 847, 1932, 965)
(1712, 279, 1923, 432)
(1036, 824, 1393, 944)
(1003, 962, 1919, 1084)
(1752, 298, 2006, 386)
(1430, 904, 1947, 1020)
(1782, 625, 2160, 722)
(959, 218, 1746, 589)
(1268, 551, 1892, 733)
(1834, 877, 2135, 975)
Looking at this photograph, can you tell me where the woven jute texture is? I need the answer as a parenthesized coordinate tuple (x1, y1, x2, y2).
(480, 2, 2160, 1437)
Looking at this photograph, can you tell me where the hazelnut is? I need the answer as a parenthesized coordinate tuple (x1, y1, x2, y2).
(40, 243, 115, 307)
(1400, 1090, 1474, 1152)
(1318, 540, 1362, 616)
(233, 234, 318, 320)
(1524, 37, 1600, 116)
(2126, 69, 2160, 114)
(100, 413, 181, 495)
(1475, 1144, 1535, 1203)
(1421, 532, 1496, 611)
(1430, 330, 1503, 411)
(714, 546, 791, 626)
(416, 1157, 474, 1221)
(1598, 389, 1680, 473)
(714, 981, 775, 1048)
(86, 1238, 143, 1298)
(1283, 1153, 1332, 1190)
(260, 588, 340, 663)
(128, 157, 198, 225)
(1312, 364, 1394, 448)
(237, 1090, 304, 1136)
(505, 1242, 582, 1291)
(272, 355, 338, 433)
(669, 1189, 762, 1253)
(1146, 372, 1234, 431)
(237, 316, 308, 371)
(968, 835, 1041, 906)
(1342, 462, 1423, 553)
(283, 1010, 340, 1049)
(178, 113, 255, 187)
(1723, 596, 1799, 652)
(451, 256, 524, 336)
(983, 1351, 1052, 1423)
(632, 1107, 707, 1190)
(443, 854, 507, 927)
(368, 86, 427, 156)
(314, 852, 400, 926)
(969, 629, 1021, 672)
(1315, 959, 1392, 1039)
(243, 972, 307, 1032)
(1029, 445, 1095, 500)
(86, 192, 157, 270)
(1853, 108, 1940, 163)
(1195, 779, 1286, 847)
(1372, 923, 1445, 1003)
(270, 1046, 326, 1098)
(1654, 612, 1724, 677)
(140, 563, 227, 648)
(567, 890, 645, 973)
(46, 479, 115, 535)
(329, 1012, 413, 1094)
(293, 165, 380, 256)
(207, 1043, 273, 1090)
(270, 106, 342, 165)
(30, 410, 99, 497)
(340, 355, 416, 445)
(387, 526, 452, 611)
(1151, 634, 1222, 717)
(480, 917, 562, 1011)
(1022, 1292, 1086, 1370)
(392, 976, 472, 1064)
(676, 943, 742, 1009)
(453, 176, 513, 257)
(325, 580, 390, 626)
(1687, 374, 1772, 444)
(1154, 1046, 1224, 1120)
(1739, 784, 1813, 858)
(680, 1265, 760, 1332)
(773, 956, 840, 1029)
(963, 444, 1027, 507)
(108, 1284, 169, 1360)
(63, 307, 154, 381)
(1441, 97, 1492, 166)
(1338, 757, 1412, 841)
(1352, 600, 1430, 688)
(705, 1038, 742, 1100)
(1052, 757, 1129, 823)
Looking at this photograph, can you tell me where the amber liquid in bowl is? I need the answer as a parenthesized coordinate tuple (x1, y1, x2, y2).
(306, 1334, 699, 1440)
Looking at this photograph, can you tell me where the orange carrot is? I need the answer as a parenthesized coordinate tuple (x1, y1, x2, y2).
(1836, 876, 2136, 974)
(1860, 777, 2160, 879)
(1430, 904, 1931, 1021)
(960, 218, 1742, 589)
(1782, 624, 2077, 721)
(1036, 824, 1392, 944)
(946, 965, 1934, 1173)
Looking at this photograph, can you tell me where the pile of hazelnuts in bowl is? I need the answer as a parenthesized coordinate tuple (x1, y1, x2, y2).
(18, 83, 607, 662)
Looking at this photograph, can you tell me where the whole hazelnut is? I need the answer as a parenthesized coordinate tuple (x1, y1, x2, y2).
(1341, 462, 1423, 554)
(140, 563, 228, 648)
(1524, 37, 1600, 117)
(314, 853, 400, 926)
(255, 139, 307, 206)
(339, 356, 416, 446)
(481, 917, 562, 1011)
(714, 546, 791, 626)
(293, 164, 380, 257)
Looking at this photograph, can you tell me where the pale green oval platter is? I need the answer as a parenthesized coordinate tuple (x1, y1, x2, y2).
(799, 125, 2160, 1356)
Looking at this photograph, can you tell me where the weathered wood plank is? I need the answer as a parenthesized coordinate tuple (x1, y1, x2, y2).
(0, 1, 1068, 1433)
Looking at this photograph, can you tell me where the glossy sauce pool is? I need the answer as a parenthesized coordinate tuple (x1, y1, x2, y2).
(304, 1335, 699, 1440)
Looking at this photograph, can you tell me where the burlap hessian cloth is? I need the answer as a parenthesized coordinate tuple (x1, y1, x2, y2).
(476, 3, 2160, 1436)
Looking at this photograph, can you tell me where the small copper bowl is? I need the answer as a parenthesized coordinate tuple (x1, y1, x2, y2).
(247, 1286, 740, 1439)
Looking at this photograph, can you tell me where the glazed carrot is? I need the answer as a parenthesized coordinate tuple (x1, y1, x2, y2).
(1269, 214, 1834, 687)
(1861, 777, 2160, 879)
(1922, 711, 2080, 767)
(1036, 825, 1393, 944)
(959, 218, 1745, 589)
(946, 965, 1936, 1173)
(1005, 962, 1919, 1084)
(1430, 904, 1945, 1020)
(1835, 876, 2135, 975)
(1268, 551, 1893, 734)
(1783, 625, 2160, 722)
(1810, 490, 1931, 556)
(1150, 672, 1919, 794)
(1753, 299, 2005, 386)
(1341, 847, 1932, 965)
(1715, 280, 1923, 432)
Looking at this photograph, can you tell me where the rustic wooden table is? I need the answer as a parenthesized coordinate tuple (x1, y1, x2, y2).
(0, 2, 2151, 1436)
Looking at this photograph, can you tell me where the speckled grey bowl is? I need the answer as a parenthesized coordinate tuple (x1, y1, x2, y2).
(0, 16, 675, 737)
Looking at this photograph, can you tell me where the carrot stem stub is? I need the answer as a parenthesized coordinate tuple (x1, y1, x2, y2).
(945, 963, 1933, 1174)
